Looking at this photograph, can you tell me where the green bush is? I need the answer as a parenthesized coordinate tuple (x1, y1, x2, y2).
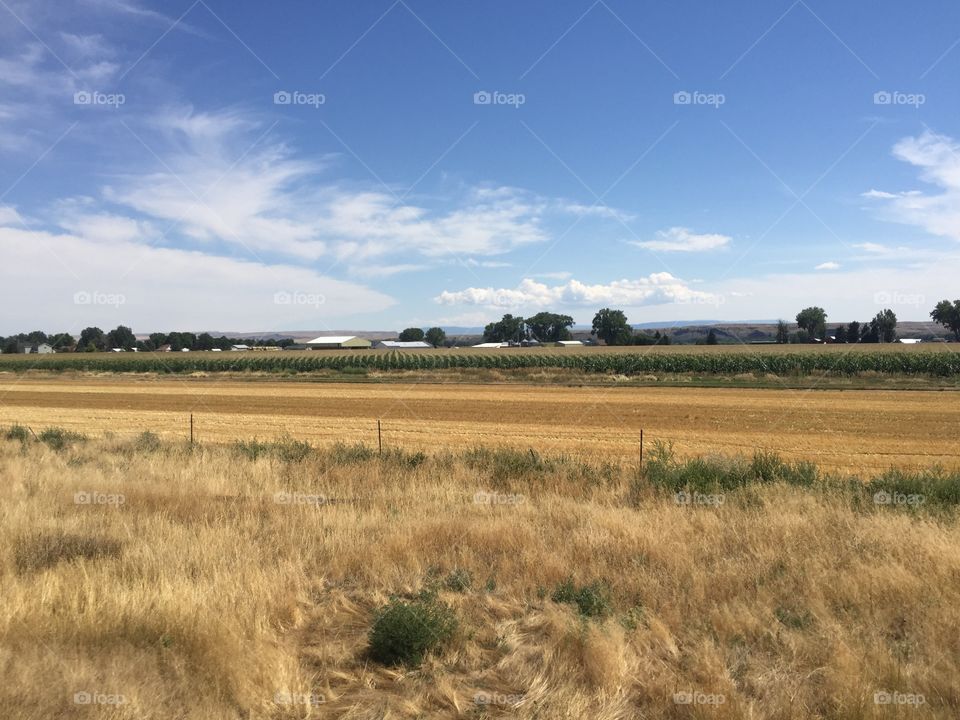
(233, 437, 312, 462)
(37, 427, 86, 451)
(444, 568, 472, 593)
(865, 467, 960, 509)
(5, 424, 31, 442)
(134, 431, 162, 452)
(327, 442, 377, 464)
(368, 597, 458, 666)
(551, 578, 613, 618)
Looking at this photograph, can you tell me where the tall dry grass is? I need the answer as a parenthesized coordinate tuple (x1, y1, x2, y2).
(1, 432, 958, 719)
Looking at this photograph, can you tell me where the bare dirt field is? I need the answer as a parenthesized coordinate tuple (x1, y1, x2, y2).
(1, 377, 956, 474)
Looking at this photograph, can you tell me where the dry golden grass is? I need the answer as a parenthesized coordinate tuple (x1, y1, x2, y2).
(2, 433, 959, 719)
(0, 378, 958, 473)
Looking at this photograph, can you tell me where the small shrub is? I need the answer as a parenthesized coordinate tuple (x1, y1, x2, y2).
(368, 597, 457, 666)
(233, 437, 312, 462)
(38, 427, 86, 451)
(328, 442, 377, 464)
(5, 424, 31, 442)
(383, 447, 428, 469)
(134, 431, 162, 452)
(551, 578, 613, 618)
(444, 568, 472, 593)
(14, 532, 122, 574)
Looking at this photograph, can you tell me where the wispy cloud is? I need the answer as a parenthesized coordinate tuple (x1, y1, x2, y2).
(629, 226, 731, 252)
(815, 261, 840, 270)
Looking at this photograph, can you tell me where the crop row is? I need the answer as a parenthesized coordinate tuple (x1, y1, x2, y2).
(4, 350, 960, 376)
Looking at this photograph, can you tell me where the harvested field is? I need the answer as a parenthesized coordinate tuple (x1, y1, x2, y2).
(0, 377, 957, 473)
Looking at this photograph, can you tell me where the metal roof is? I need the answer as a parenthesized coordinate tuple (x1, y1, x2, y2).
(380, 341, 432, 348)
(306, 336, 360, 344)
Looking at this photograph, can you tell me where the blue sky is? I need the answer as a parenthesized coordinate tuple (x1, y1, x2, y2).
(1, 0, 959, 333)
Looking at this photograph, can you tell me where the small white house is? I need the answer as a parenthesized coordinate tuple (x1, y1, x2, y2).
(899, 338, 922, 344)
(473, 342, 507, 348)
(36, 343, 54, 354)
(556, 340, 584, 347)
(231, 344, 250, 351)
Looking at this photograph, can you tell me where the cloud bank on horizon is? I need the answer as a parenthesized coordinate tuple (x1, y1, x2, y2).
(1, 0, 959, 333)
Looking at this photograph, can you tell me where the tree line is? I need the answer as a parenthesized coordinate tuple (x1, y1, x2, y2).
(779, 301, 960, 344)
(0, 326, 296, 353)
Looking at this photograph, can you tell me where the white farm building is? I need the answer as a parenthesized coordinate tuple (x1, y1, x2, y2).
(306, 336, 373, 349)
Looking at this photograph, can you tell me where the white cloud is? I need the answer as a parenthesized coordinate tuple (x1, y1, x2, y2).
(0, 223, 394, 332)
(630, 226, 731, 252)
(815, 261, 840, 270)
(435, 273, 721, 309)
(865, 130, 960, 241)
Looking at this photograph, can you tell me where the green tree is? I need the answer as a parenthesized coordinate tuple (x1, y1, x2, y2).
(847, 321, 861, 343)
(591, 308, 632, 345)
(106, 325, 136, 350)
(834, 325, 848, 343)
(78, 327, 106, 352)
(795, 307, 827, 342)
(50, 333, 75, 350)
(424, 327, 446, 347)
(870, 309, 897, 343)
(931, 299, 960, 340)
(776, 320, 789, 344)
(399, 327, 425, 342)
(483, 314, 526, 343)
(196, 332, 215, 351)
(706, 329, 718, 345)
(525, 312, 574, 342)
(1, 337, 19, 354)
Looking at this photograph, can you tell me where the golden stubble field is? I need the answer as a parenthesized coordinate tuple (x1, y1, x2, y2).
(2, 437, 959, 719)
(0, 377, 957, 474)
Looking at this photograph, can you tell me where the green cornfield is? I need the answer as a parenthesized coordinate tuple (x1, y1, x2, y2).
(2, 346, 959, 376)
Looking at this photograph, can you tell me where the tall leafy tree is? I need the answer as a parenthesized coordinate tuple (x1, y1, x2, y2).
(931, 299, 960, 340)
(795, 307, 827, 342)
(847, 321, 861, 343)
(776, 320, 789, 344)
(705, 329, 718, 345)
(106, 325, 136, 350)
(424, 327, 446, 347)
(591, 308, 632, 345)
(483, 314, 526, 343)
(78, 327, 106, 352)
(399, 327, 425, 342)
(525, 312, 574, 342)
(870, 309, 898, 343)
